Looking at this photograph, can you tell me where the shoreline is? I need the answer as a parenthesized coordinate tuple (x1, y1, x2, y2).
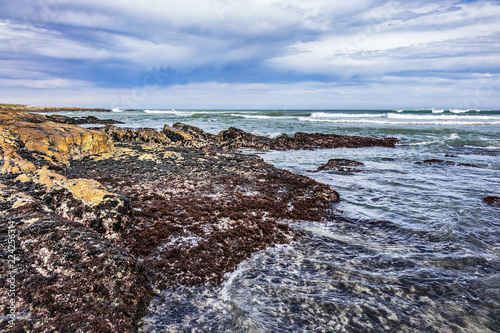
(0, 104, 110, 112)
(1, 108, 498, 331)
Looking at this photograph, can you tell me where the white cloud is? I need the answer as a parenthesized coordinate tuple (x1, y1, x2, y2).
(2, 74, 498, 110)
(1, 0, 499, 109)
(267, 1, 500, 78)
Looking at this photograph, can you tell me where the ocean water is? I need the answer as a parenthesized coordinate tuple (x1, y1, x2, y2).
(45, 109, 500, 332)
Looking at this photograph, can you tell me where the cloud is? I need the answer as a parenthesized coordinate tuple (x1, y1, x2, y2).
(0, 0, 499, 108)
(267, 1, 500, 78)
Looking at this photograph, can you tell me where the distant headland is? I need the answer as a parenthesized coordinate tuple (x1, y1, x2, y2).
(0, 103, 110, 112)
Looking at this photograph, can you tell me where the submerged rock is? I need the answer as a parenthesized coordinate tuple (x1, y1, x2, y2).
(314, 159, 365, 172)
(483, 196, 500, 207)
(414, 159, 478, 167)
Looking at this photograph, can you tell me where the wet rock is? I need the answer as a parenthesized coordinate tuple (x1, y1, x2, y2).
(45, 115, 124, 125)
(314, 159, 365, 172)
(276, 132, 399, 150)
(0, 178, 150, 333)
(483, 196, 500, 207)
(415, 159, 478, 167)
(216, 127, 275, 150)
(67, 142, 340, 288)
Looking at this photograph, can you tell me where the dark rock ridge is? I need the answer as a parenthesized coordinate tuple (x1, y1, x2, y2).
(415, 159, 478, 167)
(483, 196, 500, 207)
(216, 127, 399, 151)
(1, 111, 400, 331)
(45, 114, 124, 125)
(99, 123, 399, 151)
(313, 159, 365, 172)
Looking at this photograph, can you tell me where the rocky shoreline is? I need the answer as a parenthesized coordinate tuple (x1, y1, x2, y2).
(1, 110, 398, 332)
(0, 105, 110, 113)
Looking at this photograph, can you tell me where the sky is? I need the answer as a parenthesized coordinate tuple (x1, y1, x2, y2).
(0, 0, 499, 109)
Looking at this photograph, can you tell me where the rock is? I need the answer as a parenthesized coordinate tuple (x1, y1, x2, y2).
(314, 159, 365, 172)
(276, 132, 399, 150)
(67, 142, 340, 288)
(415, 159, 478, 167)
(483, 196, 500, 207)
(26, 167, 132, 239)
(100, 125, 170, 145)
(161, 125, 194, 143)
(172, 122, 213, 141)
(0, 110, 113, 171)
(216, 127, 398, 151)
(0, 178, 150, 333)
(45, 115, 124, 125)
(135, 128, 170, 145)
(216, 127, 275, 150)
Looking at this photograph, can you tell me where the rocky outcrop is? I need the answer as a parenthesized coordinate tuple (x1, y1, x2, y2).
(215, 127, 398, 151)
(0, 110, 113, 170)
(67, 142, 339, 288)
(0, 178, 151, 332)
(314, 159, 365, 172)
(483, 196, 500, 207)
(45, 114, 124, 125)
(0, 110, 401, 331)
(414, 159, 478, 167)
(101, 125, 171, 145)
(100, 123, 399, 152)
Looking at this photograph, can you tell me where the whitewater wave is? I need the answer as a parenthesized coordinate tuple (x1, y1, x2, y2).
(310, 112, 383, 118)
(298, 117, 500, 126)
(111, 108, 123, 112)
(387, 113, 500, 120)
(237, 114, 298, 120)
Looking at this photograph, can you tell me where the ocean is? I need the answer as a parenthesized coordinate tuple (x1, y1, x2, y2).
(45, 109, 500, 332)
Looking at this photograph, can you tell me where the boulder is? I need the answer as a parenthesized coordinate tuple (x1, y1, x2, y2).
(0, 110, 113, 171)
(314, 158, 365, 172)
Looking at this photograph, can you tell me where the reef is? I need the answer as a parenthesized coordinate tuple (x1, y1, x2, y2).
(0, 110, 398, 332)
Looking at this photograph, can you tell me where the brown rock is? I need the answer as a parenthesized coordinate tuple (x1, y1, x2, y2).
(0, 110, 113, 173)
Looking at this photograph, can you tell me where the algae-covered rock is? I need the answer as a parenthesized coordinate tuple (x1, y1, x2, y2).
(0, 178, 150, 333)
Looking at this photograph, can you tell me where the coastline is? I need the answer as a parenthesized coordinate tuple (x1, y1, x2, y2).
(0, 107, 402, 332)
(0, 104, 110, 113)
